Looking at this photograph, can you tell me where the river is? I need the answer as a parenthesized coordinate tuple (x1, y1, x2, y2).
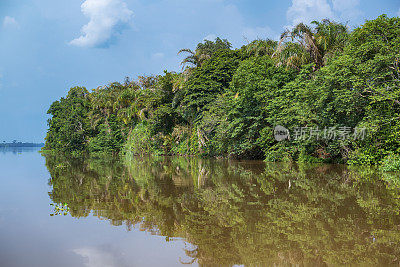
(1, 148, 400, 266)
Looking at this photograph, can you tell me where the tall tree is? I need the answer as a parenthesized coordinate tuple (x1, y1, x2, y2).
(244, 39, 277, 57)
(274, 19, 348, 70)
(178, 37, 232, 69)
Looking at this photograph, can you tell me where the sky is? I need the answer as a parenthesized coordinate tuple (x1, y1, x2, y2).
(0, 0, 399, 142)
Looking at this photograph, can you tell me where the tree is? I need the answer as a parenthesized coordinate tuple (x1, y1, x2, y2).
(44, 87, 91, 154)
(274, 19, 348, 70)
(210, 56, 297, 159)
(243, 38, 277, 57)
(179, 49, 241, 121)
(178, 37, 232, 69)
(340, 15, 400, 164)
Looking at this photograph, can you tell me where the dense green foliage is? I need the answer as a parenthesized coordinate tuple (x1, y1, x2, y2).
(43, 15, 400, 168)
(45, 155, 400, 265)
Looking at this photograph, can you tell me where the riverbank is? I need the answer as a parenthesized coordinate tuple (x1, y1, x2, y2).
(42, 15, 400, 170)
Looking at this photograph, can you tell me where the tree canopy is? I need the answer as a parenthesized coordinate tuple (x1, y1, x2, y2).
(43, 15, 400, 170)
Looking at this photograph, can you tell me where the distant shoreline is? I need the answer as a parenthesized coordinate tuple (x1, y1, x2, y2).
(0, 142, 44, 148)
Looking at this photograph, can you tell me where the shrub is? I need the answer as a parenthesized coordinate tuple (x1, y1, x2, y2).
(380, 154, 400, 172)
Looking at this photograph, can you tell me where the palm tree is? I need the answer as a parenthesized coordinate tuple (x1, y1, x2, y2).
(245, 39, 277, 57)
(274, 19, 348, 70)
(177, 48, 202, 69)
(178, 37, 232, 70)
(275, 42, 311, 70)
(312, 19, 348, 64)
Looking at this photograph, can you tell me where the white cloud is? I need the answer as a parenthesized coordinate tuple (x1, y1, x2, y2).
(397, 7, 400, 17)
(3, 16, 19, 29)
(200, 5, 277, 45)
(287, 0, 334, 26)
(332, 0, 358, 12)
(203, 34, 217, 41)
(70, 0, 133, 48)
(73, 246, 127, 267)
(286, 0, 362, 27)
(332, 0, 362, 21)
(74, 248, 115, 267)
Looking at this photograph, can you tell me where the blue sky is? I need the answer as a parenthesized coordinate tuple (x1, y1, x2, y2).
(0, 0, 399, 142)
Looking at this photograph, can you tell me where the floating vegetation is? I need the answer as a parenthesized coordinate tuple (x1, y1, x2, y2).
(49, 203, 70, 216)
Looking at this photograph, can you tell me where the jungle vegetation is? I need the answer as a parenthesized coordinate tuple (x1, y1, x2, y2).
(43, 15, 400, 169)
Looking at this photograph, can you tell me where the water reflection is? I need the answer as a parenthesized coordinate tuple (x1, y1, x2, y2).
(0, 146, 41, 154)
(45, 155, 400, 266)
